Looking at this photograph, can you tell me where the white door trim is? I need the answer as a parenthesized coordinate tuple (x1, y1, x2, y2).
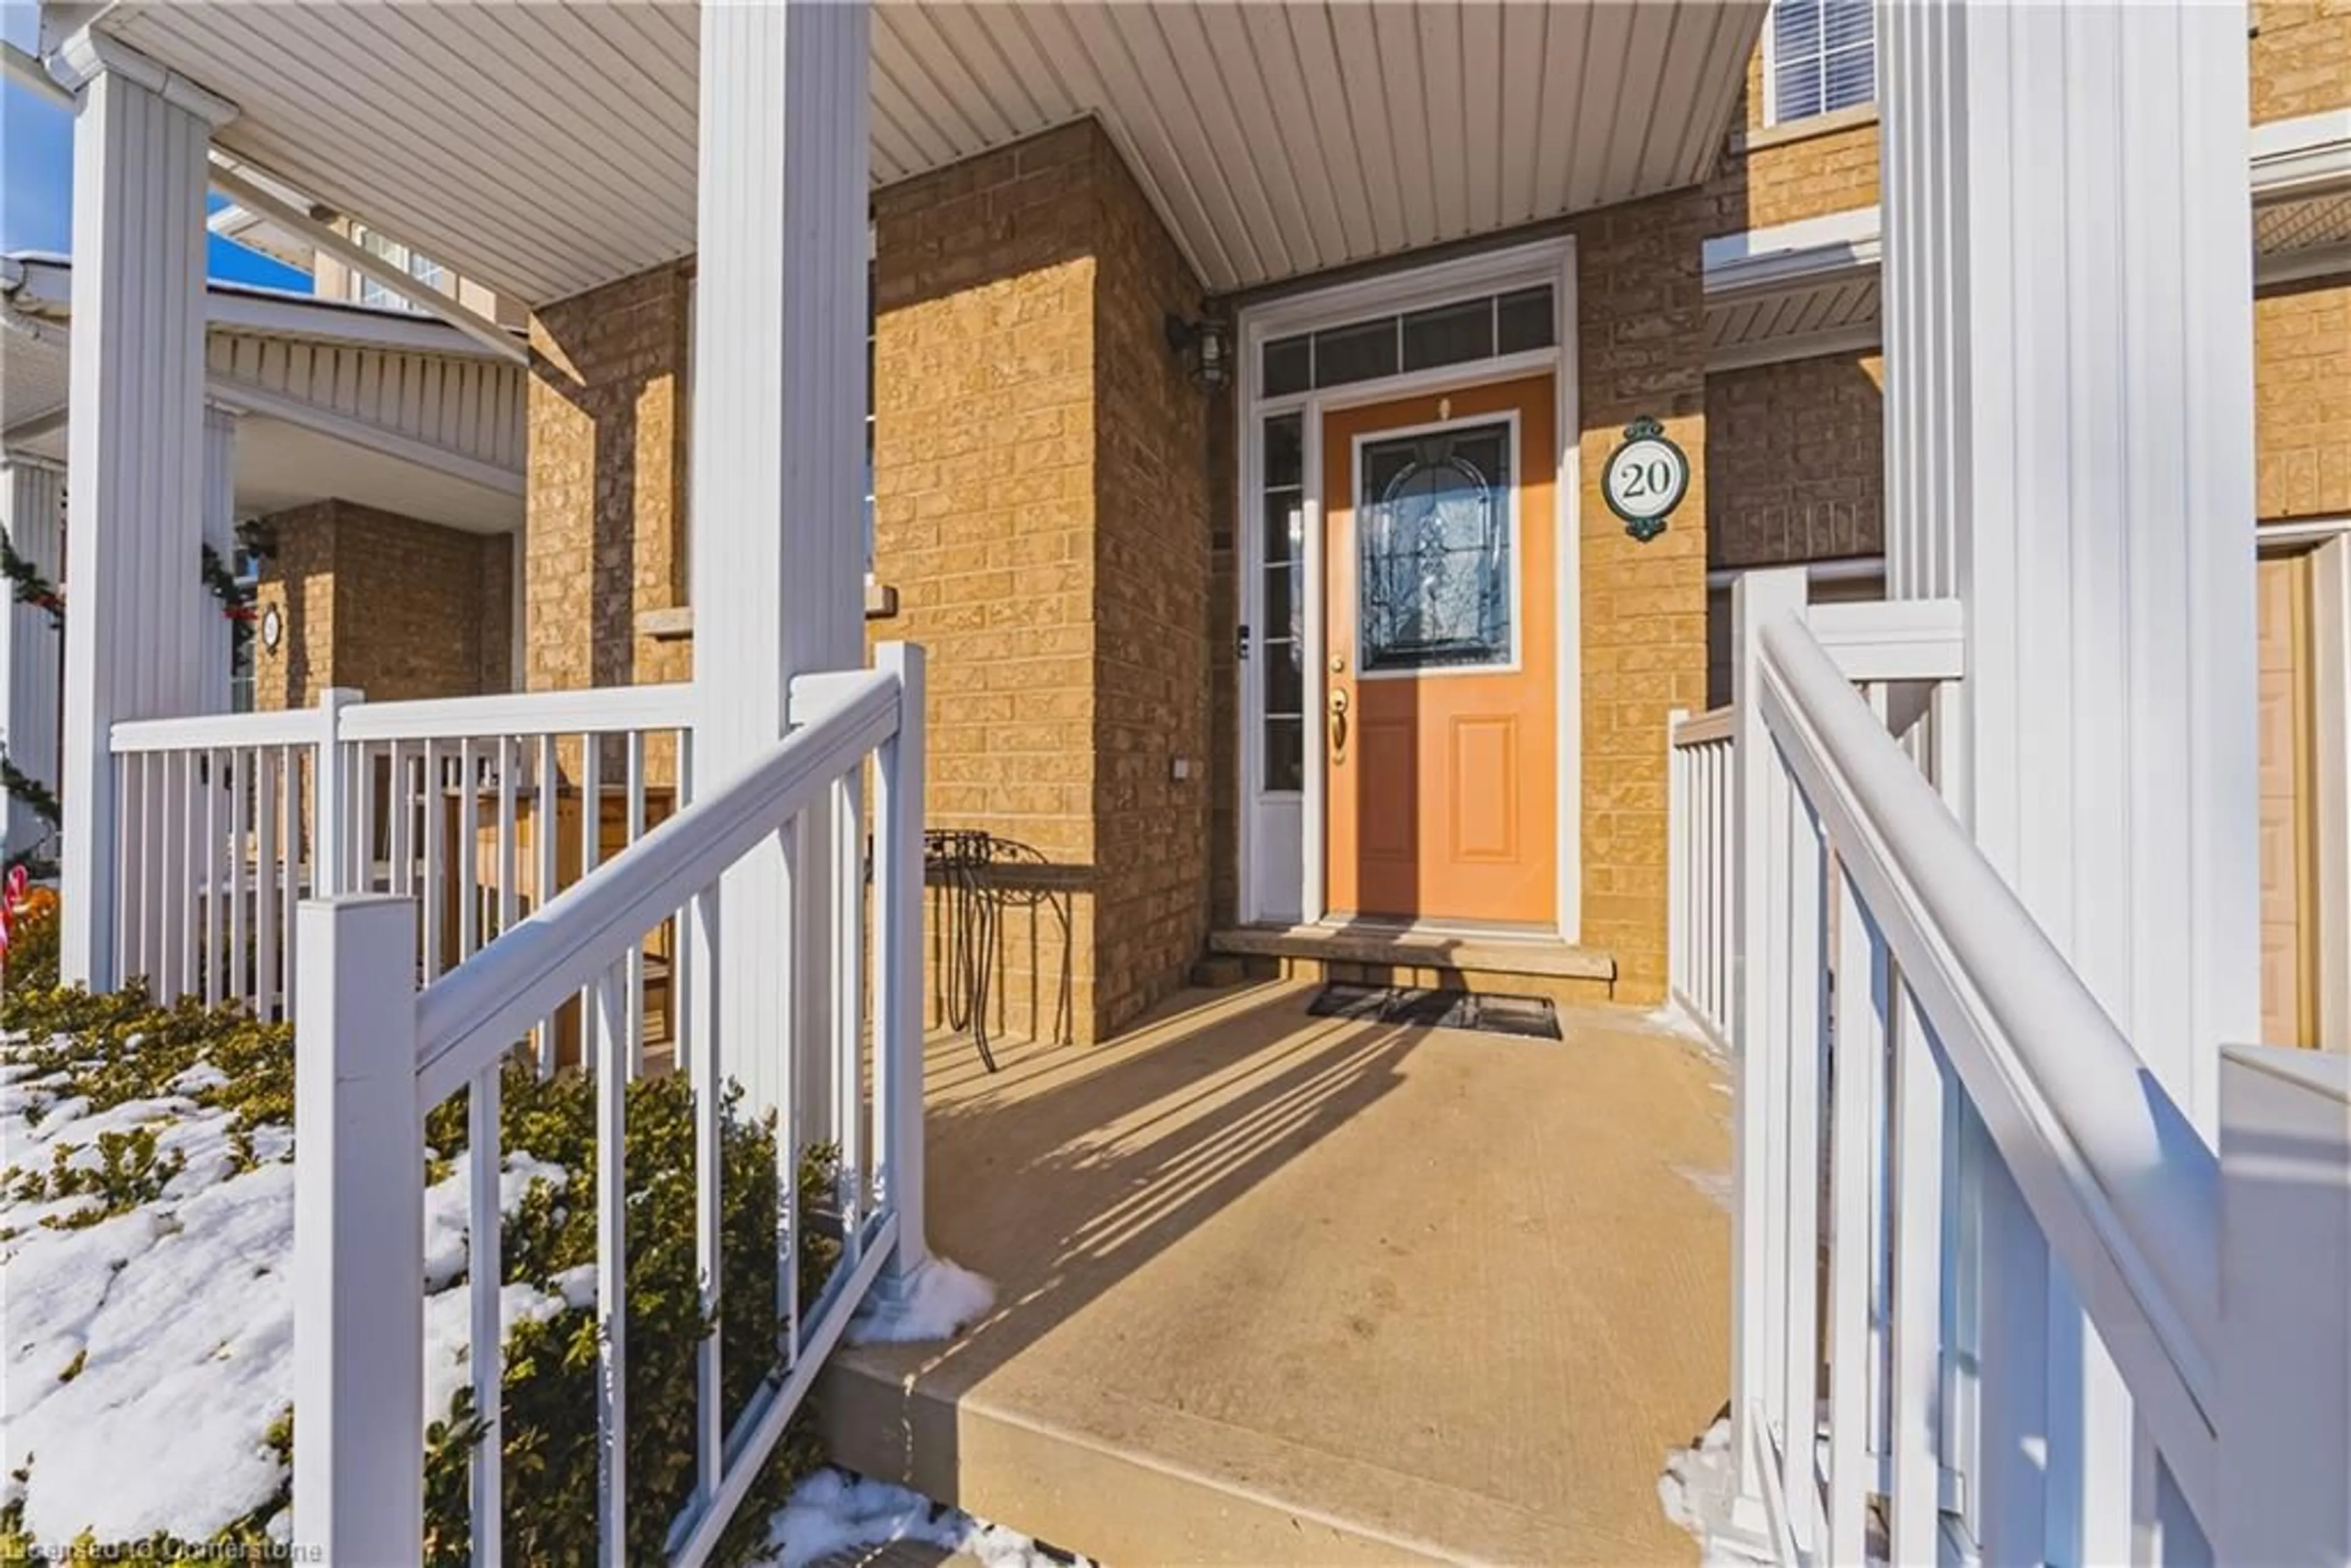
(1232, 236, 1581, 939)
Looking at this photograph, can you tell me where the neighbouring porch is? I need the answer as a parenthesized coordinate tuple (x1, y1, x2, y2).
(823, 981, 1734, 1566)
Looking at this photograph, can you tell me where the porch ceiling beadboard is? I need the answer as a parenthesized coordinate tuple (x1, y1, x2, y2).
(90, 0, 1763, 303)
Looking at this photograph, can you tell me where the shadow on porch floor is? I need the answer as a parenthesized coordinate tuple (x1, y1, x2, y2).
(819, 981, 1732, 1566)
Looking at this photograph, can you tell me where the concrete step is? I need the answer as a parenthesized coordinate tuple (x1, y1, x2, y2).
(1210, 923, 1618, 1007)
(809, 1545, 987, 1568)
(817, 1362, 1451, 1567)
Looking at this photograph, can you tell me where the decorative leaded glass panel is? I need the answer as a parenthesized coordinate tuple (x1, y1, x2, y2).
(1357, 422, 1515, 672)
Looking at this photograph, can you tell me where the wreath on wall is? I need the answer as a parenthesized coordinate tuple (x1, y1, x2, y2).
(0, 518, 276, 877)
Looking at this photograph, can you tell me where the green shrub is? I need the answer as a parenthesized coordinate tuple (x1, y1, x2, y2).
(2, 967, 834, 1564)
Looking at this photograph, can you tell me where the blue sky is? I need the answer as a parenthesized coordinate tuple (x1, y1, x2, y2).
(2, 2, 309, 289)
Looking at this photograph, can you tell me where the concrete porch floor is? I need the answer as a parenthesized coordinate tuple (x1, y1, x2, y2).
(820, 981, 1733, 1566)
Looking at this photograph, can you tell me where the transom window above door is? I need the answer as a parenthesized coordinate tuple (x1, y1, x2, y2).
(1261, 286, 1555, 397)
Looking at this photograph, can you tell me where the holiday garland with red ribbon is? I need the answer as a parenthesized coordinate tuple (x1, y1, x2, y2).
(0, 522, 274, 877)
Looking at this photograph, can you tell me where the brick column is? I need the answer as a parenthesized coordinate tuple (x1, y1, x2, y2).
(869, 122, 1213, 1043)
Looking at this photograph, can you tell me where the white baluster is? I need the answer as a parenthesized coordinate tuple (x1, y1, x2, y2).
(594, 959, 628, 1567)
(689, 881, 724, 1506)
(467, 1054, 504, 1566)
(536, 733, 558, 1076)
(1887, 970, 1947, 1564)
(1828, 863, 1888, 1564)
(874, 643, 929, 1289)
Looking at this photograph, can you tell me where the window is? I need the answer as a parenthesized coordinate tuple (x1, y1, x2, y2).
(1259, 285, 1555, 398)
(351, 224, 450, 312)
(1765, 0, 1875, 125)
(1259, 415, 1306, 792)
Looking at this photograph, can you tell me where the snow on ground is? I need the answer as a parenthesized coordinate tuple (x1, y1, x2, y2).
(1657, 1418, 1775, 1567)
(0, 1038, 567, 1544)
(847, 1255, 995, 1346)
(767, 1468, 1092, 1568)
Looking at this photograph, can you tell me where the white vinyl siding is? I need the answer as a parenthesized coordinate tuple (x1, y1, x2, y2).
(1765, 0, 1876, 126)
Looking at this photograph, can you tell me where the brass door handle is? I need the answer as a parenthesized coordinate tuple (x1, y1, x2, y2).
(1328, 687, 1349, 762)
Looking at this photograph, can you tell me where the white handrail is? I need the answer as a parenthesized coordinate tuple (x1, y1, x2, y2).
(112, 708, 322, 751)
(339, 681, 694, 741)
(1755, 612, 2223, 1496)
(295, 649, 930, 1566)
(412, 669, 895, 1106)
(1671, 705, 1734, 748)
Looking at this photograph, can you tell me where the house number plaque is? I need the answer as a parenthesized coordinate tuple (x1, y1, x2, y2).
(1602, 415, 1690, 543)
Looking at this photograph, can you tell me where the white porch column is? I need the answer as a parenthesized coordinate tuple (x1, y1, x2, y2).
(0, 456, 66, 865)
(201, 404, 239, 714)
(1881, 0, 2259, 1558)
(53, 34, 234, 986)
(691, 1, 870, 1120)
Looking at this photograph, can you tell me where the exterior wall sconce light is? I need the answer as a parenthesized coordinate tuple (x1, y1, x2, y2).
(1164, 312, 1231, 392)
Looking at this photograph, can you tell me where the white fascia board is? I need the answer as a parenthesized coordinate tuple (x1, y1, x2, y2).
(2252, 110, 2351, 204)
(4, 251, 508, 359)
(2259, 238, 2351, 287)
(209, 204, 318, 272)
(203, 289, 506, 356)
(1706, 320, 1883, 373)
(1, 39, 73, 108)
(1703, 206, 1883, 297)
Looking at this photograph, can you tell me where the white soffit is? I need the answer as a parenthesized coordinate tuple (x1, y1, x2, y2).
(93, 1, 1763, 304)
(1702, 206, 1882, 369)
(1703, 128, 2351, 368)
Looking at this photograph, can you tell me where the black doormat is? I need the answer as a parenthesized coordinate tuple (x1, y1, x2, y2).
(1307, 983, 1562, 1040)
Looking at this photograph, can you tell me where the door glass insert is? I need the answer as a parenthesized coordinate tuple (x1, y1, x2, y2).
(1357, 421, 1515, 672)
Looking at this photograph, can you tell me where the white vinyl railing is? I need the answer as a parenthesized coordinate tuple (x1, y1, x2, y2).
(1667, 704, 1734, 1049)
(107, 683, 692, 1060)
(293, 646, 926, 1565)
(1704, 569, 2350, 1565)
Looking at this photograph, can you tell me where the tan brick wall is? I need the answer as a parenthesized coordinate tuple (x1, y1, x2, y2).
(2254, 0, 2351, 121)
(253, 500, 337, 711)
(2257, 278, 2351, 522)
(1206, 395, 1242, 929)
(1710, 9, 2350, 239)
(525, 262, 693, 700)
(1706, 353, 1885, 570)
(1712, 48, 1881, 234)
(253, 499, 514, 709)
(1570, 192, 1715, 1003)
(871, 122, 1120, 1043)
(1089, 131, 1215, 1031)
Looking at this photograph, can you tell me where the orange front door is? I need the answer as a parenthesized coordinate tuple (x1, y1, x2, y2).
(1323, 375, 1557, 925)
